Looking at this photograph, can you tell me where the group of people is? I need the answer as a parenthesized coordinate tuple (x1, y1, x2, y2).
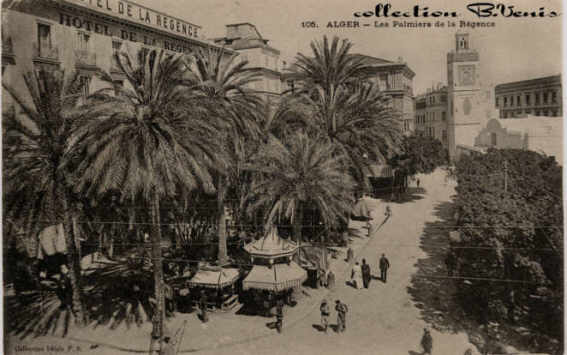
(350, 254, 390, 289)
(319, 299, 348, 333)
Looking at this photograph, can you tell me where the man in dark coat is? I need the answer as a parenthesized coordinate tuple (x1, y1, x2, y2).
(421, 328, 433, 355)
(199, 291, 208, 323)
(361, 259, 371, 288)
(275, 301, 284, 333)
(379, 254, 390, 283)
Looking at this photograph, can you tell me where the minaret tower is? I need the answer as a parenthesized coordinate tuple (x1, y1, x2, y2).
(447, 33, 482, 160)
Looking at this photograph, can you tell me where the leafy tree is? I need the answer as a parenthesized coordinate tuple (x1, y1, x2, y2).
(452, 149, 562, 353)
(3, 68, 89, 325)
(389, 134, 448, 194)
(74, 49, 219, 349)
(185, 47, 262, 265)
(246, 133, 355, 241)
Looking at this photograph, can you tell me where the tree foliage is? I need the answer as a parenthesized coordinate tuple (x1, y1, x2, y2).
(452, 149, 562, 351)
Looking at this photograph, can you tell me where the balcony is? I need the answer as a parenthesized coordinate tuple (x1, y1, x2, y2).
(2, 36, 15, 66)
(33, 42, 60, 66)
(74, 49, 97, 69)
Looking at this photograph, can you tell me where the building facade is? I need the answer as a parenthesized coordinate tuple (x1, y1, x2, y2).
(475, 116, 563, 164)
(495, 75, 562, 119)
(2, 0, 229, 107)
(362, 55, 416, 135)
(214, 23, 284, 103)
(414, 85, 448, 147)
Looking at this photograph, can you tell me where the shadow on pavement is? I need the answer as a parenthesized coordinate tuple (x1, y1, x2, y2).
(407, 200, 468, 334)
(408, 351, 422, 355)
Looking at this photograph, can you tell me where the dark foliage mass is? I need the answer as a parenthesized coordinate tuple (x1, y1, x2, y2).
(452, 149, 563, 353)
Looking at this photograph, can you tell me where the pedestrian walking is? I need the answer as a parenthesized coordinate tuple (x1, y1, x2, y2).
(319, 267, 328, 288)
(320, 299, 330, 333)
(199, 291, 208, 323)
(385, 205, 392, 219)
(421, 328, 433, 355)
(326, 270, 336, 289)
(351, 262, 363, 289)
(346, 247, 354, 262)
(164, 282, 175, 316)
(361, 259, 371, 288)
(335, 300, 348, 332)
(417, 178, 420, 189)
(379, 253, 390, 283)
(275, 301, 284, 333)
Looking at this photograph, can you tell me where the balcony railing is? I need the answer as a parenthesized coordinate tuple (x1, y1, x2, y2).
(33, 42, 60, 64)
(74, 49, 97, 68)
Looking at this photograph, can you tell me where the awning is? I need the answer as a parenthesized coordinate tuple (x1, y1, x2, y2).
(187, 267, 240, 289)
(242, 262, 307, 292)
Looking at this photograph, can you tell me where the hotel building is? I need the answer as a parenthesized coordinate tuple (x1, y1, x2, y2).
(2, 0, 231, 106)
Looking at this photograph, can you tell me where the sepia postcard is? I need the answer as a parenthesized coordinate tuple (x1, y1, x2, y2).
(1, 0, 563, 354)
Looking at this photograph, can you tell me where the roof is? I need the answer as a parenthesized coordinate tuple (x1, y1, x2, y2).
(242, 262, 307, 291)
(495, 74, 561, 91)
(187, 267, 240, 289)
(244, 226, 299, 259)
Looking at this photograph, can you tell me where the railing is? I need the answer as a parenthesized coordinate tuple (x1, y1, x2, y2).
(33, 42, 59, 62)
(74, 49, 96, 67)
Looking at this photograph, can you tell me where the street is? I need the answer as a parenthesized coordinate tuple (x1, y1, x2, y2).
(195, 169, 476, 355)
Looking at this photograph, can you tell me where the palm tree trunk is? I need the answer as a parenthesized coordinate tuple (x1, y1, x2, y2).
(61, 195, 86, 325)
(293, 204, 303, 243)
(217, 175, 228, 265)
(150, 189, 164, 354)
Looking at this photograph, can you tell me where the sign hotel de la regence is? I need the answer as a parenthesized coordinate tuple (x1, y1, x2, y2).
(62, 0, 201, 39)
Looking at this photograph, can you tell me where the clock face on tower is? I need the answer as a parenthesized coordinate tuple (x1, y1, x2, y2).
(458, 65, 476, 86)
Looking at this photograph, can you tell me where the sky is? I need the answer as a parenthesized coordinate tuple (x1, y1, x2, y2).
(97, 0, 561, 94)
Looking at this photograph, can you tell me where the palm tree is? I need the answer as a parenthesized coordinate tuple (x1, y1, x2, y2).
(287, 36, 403, 188)
(246, 133, 355, 242)
(3, 68, 89, 325)
(185, 47, 262, 265)
(74, 49, 219, 350)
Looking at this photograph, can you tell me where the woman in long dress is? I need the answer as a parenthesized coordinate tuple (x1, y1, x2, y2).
(351, 262, 363, 289)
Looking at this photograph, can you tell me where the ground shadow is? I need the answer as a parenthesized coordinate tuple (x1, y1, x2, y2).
(372, 187, 425, 204)
(406, 200, 469, 334)
(312, 324, 326, 332)
(408, 351, 422, 355)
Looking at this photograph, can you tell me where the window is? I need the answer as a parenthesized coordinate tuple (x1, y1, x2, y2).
(37, 23, 52, 56)
(78, 75, 91, 101)
(503, 97, 507, 107)
(551, 91, 557, 103)
(535, 93, 540, 105)
(543, 92, 548, 104)
(495, 97, 499, 107)
(442, 130, 447, 141)
(490, 132, 497, 146)
(77, 31, 90, 51)
(525, 94, 530, 105)
(517, 95, 521, 106)
(442, 112, 446, 121)
(510, 96, 514, 107)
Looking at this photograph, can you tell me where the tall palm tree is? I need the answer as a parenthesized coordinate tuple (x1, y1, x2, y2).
(3, 68, 89, 325)
(246, 133, 355, 242)
(185, 47, 262, 265)
(287, 36, 403, 188)
(74, 49, 219, 350)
